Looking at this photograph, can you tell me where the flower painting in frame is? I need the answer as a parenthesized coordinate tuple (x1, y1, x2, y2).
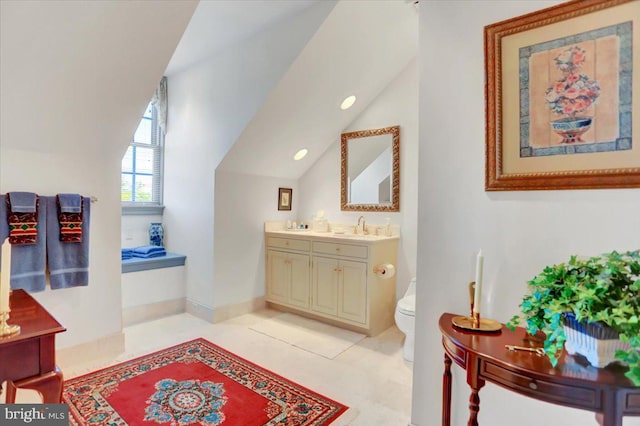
(485, 0, 640, 190)
(278, 188, 292, 211)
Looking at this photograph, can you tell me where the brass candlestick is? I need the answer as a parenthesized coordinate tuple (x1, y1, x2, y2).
(451, 281, 501, 332)
(472, 311, 481, 329)
(468, 281, 475, 317)
(0, 310, 20, 337)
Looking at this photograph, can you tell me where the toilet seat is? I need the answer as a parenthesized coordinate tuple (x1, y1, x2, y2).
(397, 295, 415, 316)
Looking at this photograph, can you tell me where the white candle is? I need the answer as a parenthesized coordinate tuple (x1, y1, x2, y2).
(473, 250, 484, 316)
(0, 238, 11, 311)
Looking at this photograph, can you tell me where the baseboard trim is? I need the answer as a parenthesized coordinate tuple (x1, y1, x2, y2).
(56, 331, 125, 368)
(213, 296, 266, 323)
(123, 298, 186, 326)
(186, 298, 215, 322)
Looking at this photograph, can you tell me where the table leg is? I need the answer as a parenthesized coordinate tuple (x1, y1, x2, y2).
(442, 353, 452, 426)
(597, 390, 623, 426)
(5, 366, 63, 403)
(466, 355, 485, 426)
(468, 387, 483, 426)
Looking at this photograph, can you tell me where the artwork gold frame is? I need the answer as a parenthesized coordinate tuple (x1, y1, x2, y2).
(278, 188, 292, 211)
(485, 0, 640, 191)
(341, 125, 400, 212)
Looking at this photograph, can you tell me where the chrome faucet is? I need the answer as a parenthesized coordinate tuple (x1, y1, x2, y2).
(357, 216, 366, 235)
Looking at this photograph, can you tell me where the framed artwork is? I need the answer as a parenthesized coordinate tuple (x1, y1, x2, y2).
(485, 0, 640, 191)
(278, 188, 292, 211)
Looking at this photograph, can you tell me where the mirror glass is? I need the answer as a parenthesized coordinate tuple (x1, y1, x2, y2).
(341, 125, 400, 212)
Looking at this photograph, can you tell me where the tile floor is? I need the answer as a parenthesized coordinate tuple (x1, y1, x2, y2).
(7, 309, 414, 425)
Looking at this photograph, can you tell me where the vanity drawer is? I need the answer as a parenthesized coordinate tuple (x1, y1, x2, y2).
(313, 241, 368, 259)
(267, 237, 310, 252)
(481, 360, 599, 410)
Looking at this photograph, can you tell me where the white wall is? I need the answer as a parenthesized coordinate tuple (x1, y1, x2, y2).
(299, 59, 418, 299)
(121, 214, 163, 247)
(0, 1, 196, 349)
(164, 2, 334, 318)
(413, 2, 640, 425)
(214, 171, 297, 307)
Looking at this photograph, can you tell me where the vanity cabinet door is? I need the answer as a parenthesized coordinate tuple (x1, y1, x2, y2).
(288, 252, 310, 309)
(311, 256, 339, 316)
(267, 250, 289, 304)
(339, 260, 367, 324)
(266, 250, 310, 309)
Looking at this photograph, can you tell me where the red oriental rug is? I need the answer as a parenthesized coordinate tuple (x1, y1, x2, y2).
(63, 338, 347, 425)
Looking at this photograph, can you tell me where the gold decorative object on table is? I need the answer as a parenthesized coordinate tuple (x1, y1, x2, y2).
(0, 308, 20, 337)
(451, 251, 501, 333)
(452, 315, 502, 332)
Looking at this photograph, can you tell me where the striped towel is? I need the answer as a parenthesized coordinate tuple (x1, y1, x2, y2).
(6, 192, 39, 245)
(57, 194, 84, 243)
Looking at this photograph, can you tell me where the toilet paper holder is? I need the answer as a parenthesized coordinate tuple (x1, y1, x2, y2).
(373, 263, 396, 278)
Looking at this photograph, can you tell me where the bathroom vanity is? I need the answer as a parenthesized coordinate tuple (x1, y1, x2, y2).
(264, 229, 398, 336)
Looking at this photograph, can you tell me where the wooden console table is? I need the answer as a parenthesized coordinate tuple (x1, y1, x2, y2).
(0, 289, 66, 403)
(439, 312, 640, 426)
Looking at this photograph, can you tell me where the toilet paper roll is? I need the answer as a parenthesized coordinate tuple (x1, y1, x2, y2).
(374, 263, 395, 279)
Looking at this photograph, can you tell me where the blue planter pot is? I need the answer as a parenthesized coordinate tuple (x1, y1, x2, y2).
(562, 312, 629, 367)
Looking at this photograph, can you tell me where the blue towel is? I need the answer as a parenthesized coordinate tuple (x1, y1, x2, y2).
(8, 192, 37, 213)
(57, 193, 82, 213)
(121, 248, 133, 260)
(132, 245, 166, 255)
(132, 250, 166, 259)
(0, 194, 47, 292)
(46, 196, 91, 289)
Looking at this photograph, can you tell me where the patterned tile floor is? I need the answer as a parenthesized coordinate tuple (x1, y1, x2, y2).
(5, 308, 413, 425)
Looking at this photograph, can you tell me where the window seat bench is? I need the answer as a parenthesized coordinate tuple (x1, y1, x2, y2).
(122, 252, 186, 273)
(121, 252, 187, 326)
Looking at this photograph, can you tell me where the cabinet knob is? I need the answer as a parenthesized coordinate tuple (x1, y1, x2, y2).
(285, 241, 290, 246)
(528, 381, 538, 390)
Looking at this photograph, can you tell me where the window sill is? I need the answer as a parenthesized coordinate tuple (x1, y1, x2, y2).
(122, 252, 186, 273)
(122, 204, 165, 216)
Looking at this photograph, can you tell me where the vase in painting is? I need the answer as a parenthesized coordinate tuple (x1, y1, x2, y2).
(551, 116, 592, 144)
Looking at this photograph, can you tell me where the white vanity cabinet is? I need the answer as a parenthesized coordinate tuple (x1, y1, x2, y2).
(266, 237, 310, 309)
(265, 231, 398, 336)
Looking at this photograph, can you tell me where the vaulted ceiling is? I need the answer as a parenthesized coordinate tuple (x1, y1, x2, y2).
(165, 0, 418, 180)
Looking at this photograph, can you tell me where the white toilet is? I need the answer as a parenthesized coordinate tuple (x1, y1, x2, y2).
(395, 277, 416, 362)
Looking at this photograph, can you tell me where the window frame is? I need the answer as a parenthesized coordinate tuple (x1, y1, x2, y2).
(121, 103, 165, 215)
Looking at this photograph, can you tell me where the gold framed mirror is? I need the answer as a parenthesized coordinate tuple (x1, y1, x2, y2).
(341, 125, 400, 212)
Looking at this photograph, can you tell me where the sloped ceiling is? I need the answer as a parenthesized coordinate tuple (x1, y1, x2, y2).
(165, 0, 321, 76)
(217, 0, 418, 179)
(0, 1, 197, 159)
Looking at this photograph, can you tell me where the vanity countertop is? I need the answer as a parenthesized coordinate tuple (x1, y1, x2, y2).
(265, 229, 398, 244)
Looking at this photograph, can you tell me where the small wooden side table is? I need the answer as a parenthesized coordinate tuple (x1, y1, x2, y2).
(439, 312, 640, 426)
(0, 289, 66, 403)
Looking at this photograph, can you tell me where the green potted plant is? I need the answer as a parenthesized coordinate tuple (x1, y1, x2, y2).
(508, 250, 640, 386)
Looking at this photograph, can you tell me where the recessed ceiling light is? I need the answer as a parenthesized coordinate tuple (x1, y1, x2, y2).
(340, 95, 356, 110)
(294, 148, 308, 161)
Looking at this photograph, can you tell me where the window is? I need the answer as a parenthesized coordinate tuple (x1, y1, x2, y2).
(121, 103, 164, 213)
